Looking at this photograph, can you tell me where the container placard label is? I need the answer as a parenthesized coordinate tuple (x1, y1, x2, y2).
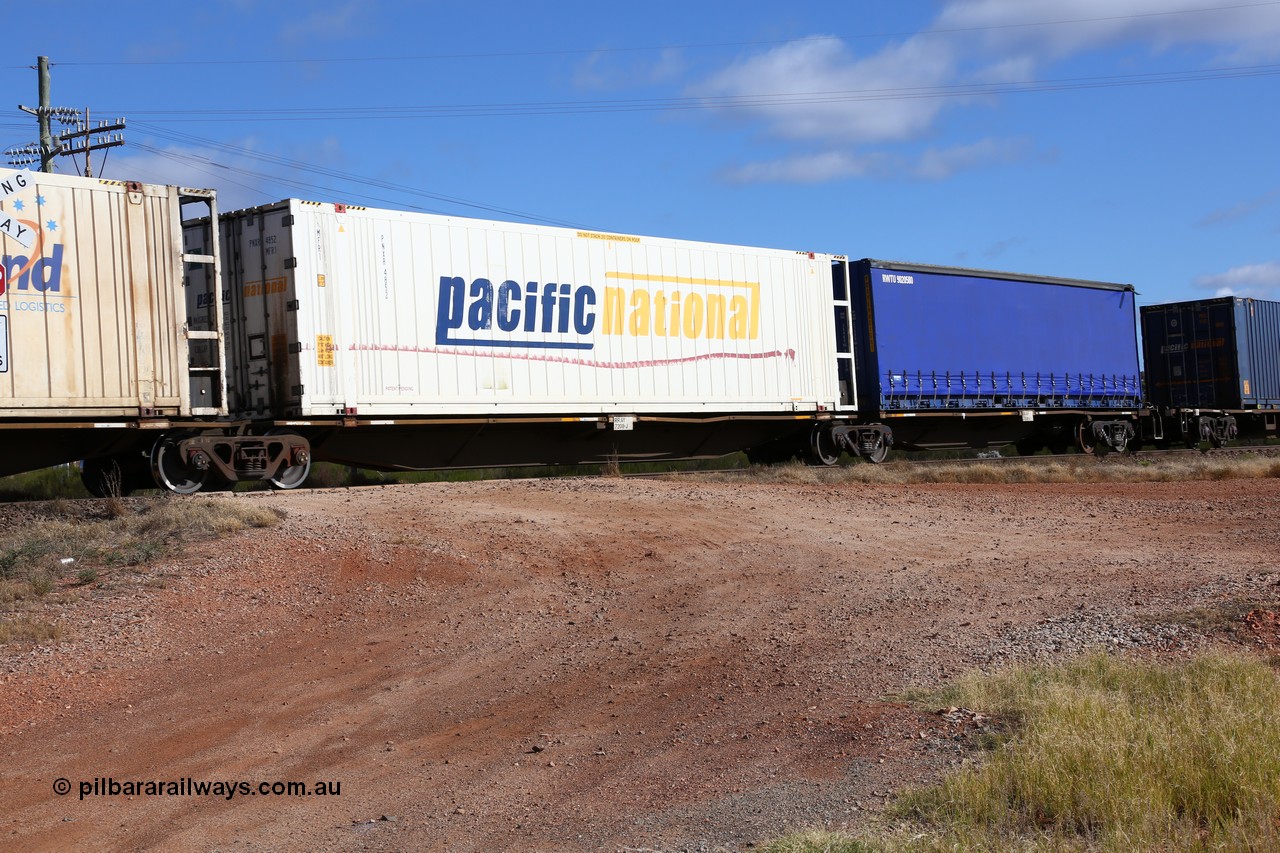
(316, 334, 334, 367)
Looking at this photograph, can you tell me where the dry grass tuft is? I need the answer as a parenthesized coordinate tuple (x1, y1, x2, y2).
(0, 497, 282, 643)
(767, 652, 1280, 852)
(702, 453, 1280, 487)
(902, 652, 1280, 850)
(0, 616, 64, 645)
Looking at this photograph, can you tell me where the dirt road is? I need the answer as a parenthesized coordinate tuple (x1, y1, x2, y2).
(3, 476, 1278, 851)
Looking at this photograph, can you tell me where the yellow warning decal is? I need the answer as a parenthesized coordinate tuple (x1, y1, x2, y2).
(576, 230, 640, 243)
(317, 334, 335, 367)
(243, 277, 287, 297)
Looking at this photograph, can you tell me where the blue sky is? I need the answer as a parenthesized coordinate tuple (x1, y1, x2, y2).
(3, 0, 1278, 306)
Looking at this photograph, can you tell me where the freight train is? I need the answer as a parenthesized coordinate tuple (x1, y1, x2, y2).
(0, 171, 1275, 495)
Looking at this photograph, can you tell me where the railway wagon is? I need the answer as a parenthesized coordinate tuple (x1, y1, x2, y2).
(1140, 297, 1280, 446)
(8, 171, 1265, 495)
(188, 198, 846, 481)
(838, 259, 1143, 457)
(0, 170, 309, 493)
(0, 172, 211, 487)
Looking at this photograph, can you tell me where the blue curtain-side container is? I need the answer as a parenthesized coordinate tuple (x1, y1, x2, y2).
(1140, 297, 1280, 410)
(849, 260, 1141, 414)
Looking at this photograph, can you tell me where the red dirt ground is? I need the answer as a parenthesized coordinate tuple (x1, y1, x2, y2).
(2, 476, 1278, 851)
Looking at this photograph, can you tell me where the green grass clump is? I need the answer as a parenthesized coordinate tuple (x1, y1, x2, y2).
(0, 465, 91, 501)
(766, 652, 1280, 852)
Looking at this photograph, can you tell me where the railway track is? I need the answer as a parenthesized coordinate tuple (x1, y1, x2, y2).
(622, 443, 1280, 478)
(889, 446, 1280, 467)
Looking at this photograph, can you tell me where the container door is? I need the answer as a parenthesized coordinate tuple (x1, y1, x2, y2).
(1242, 299, 1280, 408)
(830, 260, 857, 411)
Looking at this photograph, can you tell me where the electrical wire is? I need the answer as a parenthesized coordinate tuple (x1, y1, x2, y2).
(102, 62, 1280, 123)
(129, 133, 586, 228)
(20, 1, 1280, 68)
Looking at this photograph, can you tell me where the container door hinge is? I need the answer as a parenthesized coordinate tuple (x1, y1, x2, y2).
(286, 300, 299, 311)
(282, 214, 294, 227)
(284, 258, 298, 269)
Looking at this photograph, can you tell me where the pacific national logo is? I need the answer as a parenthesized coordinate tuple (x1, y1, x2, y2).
(601, 272, 760, 342)
(436, 277, 598, 349)
(435, 271, 762, 351)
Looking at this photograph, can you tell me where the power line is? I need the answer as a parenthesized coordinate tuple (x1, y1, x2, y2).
(130, 141, 470, 217)
(129, 127, 587, 228)
(18, 2, 1280, 68)
(102, 62, 1280, 124)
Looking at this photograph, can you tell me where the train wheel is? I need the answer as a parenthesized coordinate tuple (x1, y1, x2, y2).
(266, 429, 312, 490)
(804, 425, 841, 467)
(150, 435, 207, 495)
(862, 433, 890, 464)
(1075, 421, 1097, 456)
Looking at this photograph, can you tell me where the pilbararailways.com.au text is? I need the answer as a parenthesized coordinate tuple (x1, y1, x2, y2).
(55, 777, 342, 801)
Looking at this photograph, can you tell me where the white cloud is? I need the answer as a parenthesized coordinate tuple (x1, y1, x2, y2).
(108, 142, 301, 211)
(720, 150, 894, 185)
(913, 137, 1033, 179)
(694, 36, 959, 145)
(688, 1, 1280, 183)
(1194, 261, 1280, 298)
(108, 153, 259, 211)
(936, 0, 1280, 62)
(719, 137, 1036, 185)
(1198, 188, 1280, 226)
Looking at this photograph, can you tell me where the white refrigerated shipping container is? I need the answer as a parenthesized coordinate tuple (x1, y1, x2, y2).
(210, 200, 845, 421)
